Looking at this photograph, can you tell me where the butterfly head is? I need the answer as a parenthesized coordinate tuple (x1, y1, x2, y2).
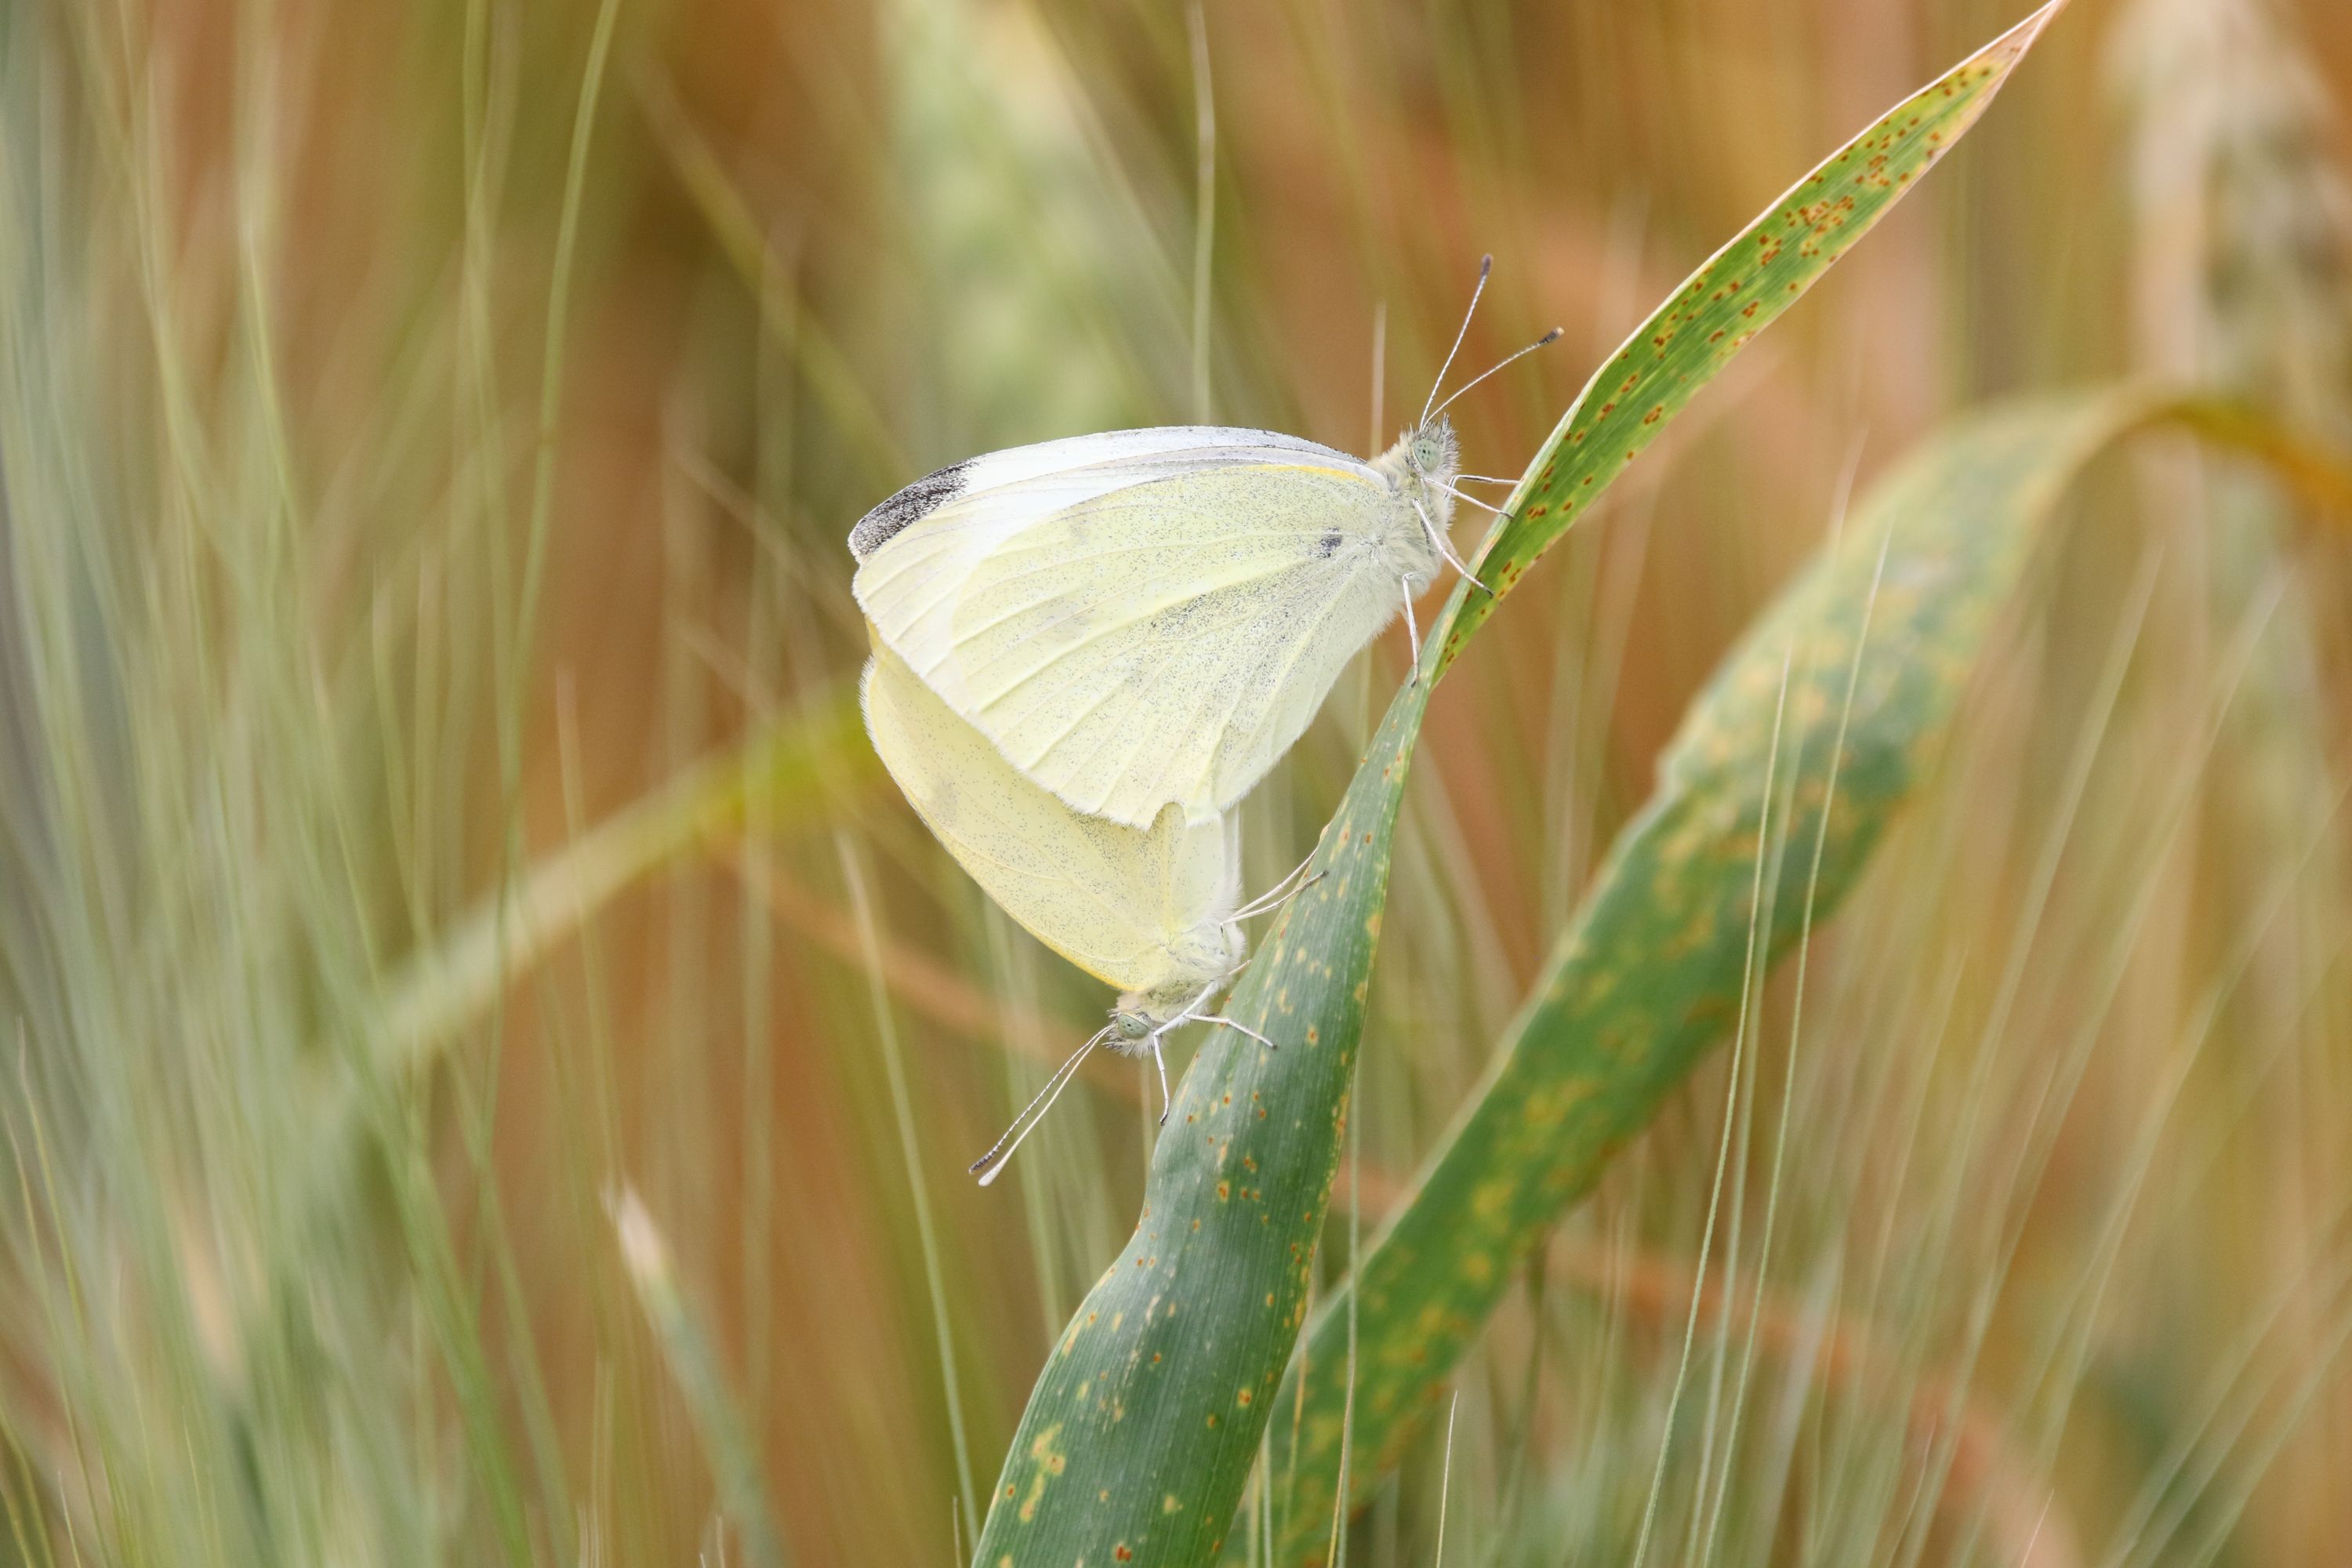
(1107, 992, 1178, 1055)
(1385, 258, 1560, 590)
(1108, 947, 1238, 1054)
(1371, 417, 1464, 582)
(1374, 416, 1460, 491)
(1406, 417, 1459, 482)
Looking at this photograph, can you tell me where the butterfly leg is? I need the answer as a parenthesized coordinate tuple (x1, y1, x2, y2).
(1197, 1014, 1276, 1051)
(1401, 576, 1423, 680)
(1176, 978, 1227, 1021)
(1227, 855, 1324, 931)
(1414, 495, 1490, 594)
(1148, 976, 1229, 1125)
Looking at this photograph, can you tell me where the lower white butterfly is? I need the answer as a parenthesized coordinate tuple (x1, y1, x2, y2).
(861, 640, 1306, 1184)
(848, 257, 1556, 833)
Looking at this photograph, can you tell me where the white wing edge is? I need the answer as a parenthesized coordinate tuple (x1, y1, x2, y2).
(845, 426, 1360, 564)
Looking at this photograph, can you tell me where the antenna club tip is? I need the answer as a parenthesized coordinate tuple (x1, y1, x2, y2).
(1477, 253, 1494, 274)
(1540, 327, 1564, 343)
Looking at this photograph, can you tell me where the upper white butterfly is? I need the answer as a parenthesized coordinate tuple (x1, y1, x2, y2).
(848, 417, 1471, 829)
(847, 255, 1555, 830)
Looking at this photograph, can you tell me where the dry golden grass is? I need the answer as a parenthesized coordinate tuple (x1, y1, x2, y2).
(3, 1, 2352, 1563)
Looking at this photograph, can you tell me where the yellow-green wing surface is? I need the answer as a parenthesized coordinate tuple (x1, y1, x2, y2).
(852, 430, 1417, 829)
(860, 640, 1238, 1000)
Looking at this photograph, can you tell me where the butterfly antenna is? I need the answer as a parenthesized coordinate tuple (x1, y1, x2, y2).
(1418, 255, 1493, 427)
(1427, 327, 1564, 425)
(971, 1024, 1112, 1185)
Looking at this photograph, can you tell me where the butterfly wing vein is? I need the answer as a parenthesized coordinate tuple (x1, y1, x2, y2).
(855, 443, 1414, 827)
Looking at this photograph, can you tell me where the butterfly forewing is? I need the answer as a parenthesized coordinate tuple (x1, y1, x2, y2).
(853, 431, 1416, 829)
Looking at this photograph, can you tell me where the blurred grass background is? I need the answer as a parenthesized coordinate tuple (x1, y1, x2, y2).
(3, 0, 2351, 1563)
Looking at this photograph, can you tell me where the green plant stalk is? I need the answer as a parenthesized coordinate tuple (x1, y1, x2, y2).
(367, 688, 867, 1083)
(971, 671, 1432, 1566)
(636, 71, 909, 488)
(612, 1189, 792, 1568)
(967, 8, 2064, 1564)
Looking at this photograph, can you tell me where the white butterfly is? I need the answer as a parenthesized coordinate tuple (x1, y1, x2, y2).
(852, 259, 1550, 1181)
(848, 260, 1555, 832)
(861, 640, 1300, 1183)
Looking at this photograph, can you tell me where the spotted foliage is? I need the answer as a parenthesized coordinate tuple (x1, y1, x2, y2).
(1267, 391, 2169, 1559)
(969, 9, 2067, 1565)
(1443, 1, 2065, 670)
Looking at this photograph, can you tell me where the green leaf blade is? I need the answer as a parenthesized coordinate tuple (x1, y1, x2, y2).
(1270, 390, 2169, 1558)
(970, 10, 2068, 1564)
(1443, 0, 2065, 667)
(971, 680, 1432, 1566)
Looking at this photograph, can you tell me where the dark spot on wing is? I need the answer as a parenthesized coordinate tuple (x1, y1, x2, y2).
(1313, 527, 1343, 559)
(847, 457, 973, 561)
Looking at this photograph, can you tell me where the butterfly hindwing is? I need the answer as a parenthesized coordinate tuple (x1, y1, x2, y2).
(860, 641, 1237, 1000)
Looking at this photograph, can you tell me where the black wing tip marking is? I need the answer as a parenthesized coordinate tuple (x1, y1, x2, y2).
(848, 457, 975, 562)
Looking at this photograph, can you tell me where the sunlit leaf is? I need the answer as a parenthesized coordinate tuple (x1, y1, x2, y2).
(1271, 390, 2161, 1555)
(968, 9, 2066, 1563)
